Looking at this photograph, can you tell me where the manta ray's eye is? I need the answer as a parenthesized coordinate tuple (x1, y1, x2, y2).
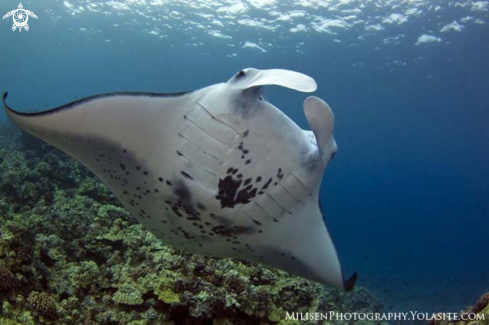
(237, 70, 245, 78)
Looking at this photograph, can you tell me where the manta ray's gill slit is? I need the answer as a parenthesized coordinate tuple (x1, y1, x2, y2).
(265, 192, 291, 215)
(177, 132, 224, 164)
(241, 210, 263, 227)
(196, 102, 241, 136)
(287, 173, 313, 195)
(183, 114, 233, 149)
(175, 150, 217, 177)
(276, 183, 305, 207)
(250, 201, 276, 221)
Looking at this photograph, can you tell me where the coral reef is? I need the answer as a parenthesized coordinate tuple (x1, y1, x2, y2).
(0, 122, 386, 324)
(27, 292, 57, 319)
(428, 292, 489, 325)
(0, 266, 14, 292)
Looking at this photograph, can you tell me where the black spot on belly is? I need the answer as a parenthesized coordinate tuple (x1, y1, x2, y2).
(170, 180, 200, 221)
(216, 175, 243, 209)
(215, 170, 259, 209)
(261, 177, 273, 190)
(211, 224, 255, 237)
(174, 181, 190, 200)
(196, 202, 206, 211)
(181, 171, 194, 180)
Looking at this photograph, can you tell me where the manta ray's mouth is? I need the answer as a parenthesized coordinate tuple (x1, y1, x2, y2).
(258, 89, 268, 102)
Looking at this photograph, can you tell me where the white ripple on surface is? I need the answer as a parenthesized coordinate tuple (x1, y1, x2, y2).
(440, 21, 464, 32)
(242, 41, 267, 53)
(55, 0, 489, 55)
(416, 34, 442, 45)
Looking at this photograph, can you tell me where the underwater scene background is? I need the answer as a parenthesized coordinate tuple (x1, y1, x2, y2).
(0, 0, 488, 324)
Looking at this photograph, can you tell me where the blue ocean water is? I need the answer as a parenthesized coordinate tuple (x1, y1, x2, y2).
(1, 0, 488, 314)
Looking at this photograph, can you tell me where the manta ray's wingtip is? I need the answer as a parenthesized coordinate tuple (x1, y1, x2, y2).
(2, 92, 11, 111)
(2, 92, 17, 114)
(344, 272, 357, 291)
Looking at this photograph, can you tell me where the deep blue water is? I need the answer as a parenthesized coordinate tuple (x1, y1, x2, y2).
(1, 0, 488, 313)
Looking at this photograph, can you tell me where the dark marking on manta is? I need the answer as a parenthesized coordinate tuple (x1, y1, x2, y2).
(261, 178, 273, 190)
(252, 219, 262, 226)
(181, 171, 194, 180)
(211, 224, 255, 237)
(196, 202, 206, 211)
(172, 180, 200, 220)
(216, 169, 259, 209)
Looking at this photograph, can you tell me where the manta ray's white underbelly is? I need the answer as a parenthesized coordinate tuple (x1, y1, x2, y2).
(93, 99, 317, 261)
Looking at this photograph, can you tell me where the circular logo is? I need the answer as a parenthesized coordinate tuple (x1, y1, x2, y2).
(13, 9, 28, 28)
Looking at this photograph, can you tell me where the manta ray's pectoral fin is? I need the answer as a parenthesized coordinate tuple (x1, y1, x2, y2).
(303, 96, 337, 164)
(259, 194, 356, 291)
(228, 68, 317, 93)
(1, 91, 192, 200)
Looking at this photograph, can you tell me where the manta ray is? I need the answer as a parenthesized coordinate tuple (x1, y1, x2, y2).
(2, 68, 356, 291)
